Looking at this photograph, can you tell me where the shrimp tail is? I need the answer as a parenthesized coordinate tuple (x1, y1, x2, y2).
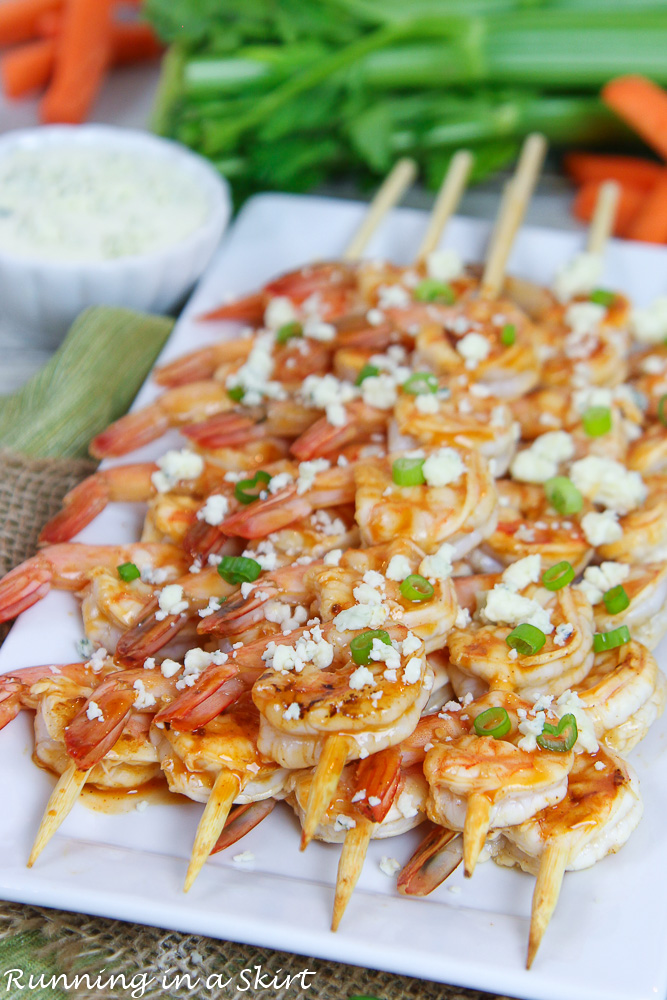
(64, 682, 136, 769)
(154, 346, 222, 388)
(0, 554, 52, 622)
(182, 520, 227, 562)
(331, 816, 374, 931)
(353, 746, 401, 823)
(463, 792, 492, 878)
(198, 292, 265, 324)
(210, 799, 276, 855)
(114, 603, 189, 664)
(221, 491, 311, 539)
(196, 586, 278, 638)
(154, 664, 243, 731)
(181, 413, 266, 450)
(90, 407, 170, 459)
(38, 476, 110, 545)
(397, 827, 463, 897)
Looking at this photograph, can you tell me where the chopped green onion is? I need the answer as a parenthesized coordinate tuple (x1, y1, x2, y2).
(544, 476, 583, 516)
(590, 289, 615, 307)
(399, 574, 434, 603)
(414, 279, 455, 304)
(541, 561, 574, 591)
(506, 623, 546, 656)
(473, 706, 511, 739)
(217, 556, 262, 586)
(234, 470, 271, 505)
(355, 363, 380, 386)
(537, 714, 577, 752)
(227, 385, 245, 403)
(402, 371, 438, 395)
(350, 629, 391, 666)
(582, 405, 612, 437)
(392, 456, 425, 487)
(658, 394, 667, 427)
(603, 584, 630, 615)
(117, 562, 140, 583)
(593, 625, 631, 652)
(276, 320, 303, 344)
(500, 323, 516, 346)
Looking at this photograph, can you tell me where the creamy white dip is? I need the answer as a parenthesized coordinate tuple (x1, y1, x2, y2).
(0, 147, 210, 261)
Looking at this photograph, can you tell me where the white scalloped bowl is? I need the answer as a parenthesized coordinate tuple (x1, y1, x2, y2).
(0, 125, 231, 347)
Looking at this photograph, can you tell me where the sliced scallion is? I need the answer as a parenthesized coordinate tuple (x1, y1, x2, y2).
(392, 456, 425, 487)
(414, 279, 455, 304)
(402, 371, 438, 395)
(227, 385, 245, 403)
(544, 476, 583, 515)
(603, 584, 630, 615)
(582, 405, 612, 437)
(536, 714, 577, 752)
(399, 574, 434, 602)
(593, 625, 631, 652)
(473, 706, 511, 739)
(276, 320, 303, 344)
(506, 623, 546, 656)
(234, 470, 271, 505)
(541, 561, 574, 591)
(500, 323, 516, 346)
(658, 393, 667, 427)
(590, 289, 615, 307)
(350, 629, 391, 666)
(355, 363, 380, 386)
(217, 556, 262, 586)
(117, 562, 140, 582)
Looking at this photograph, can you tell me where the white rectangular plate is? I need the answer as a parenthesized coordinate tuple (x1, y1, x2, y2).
(2, 193, 667, 1000)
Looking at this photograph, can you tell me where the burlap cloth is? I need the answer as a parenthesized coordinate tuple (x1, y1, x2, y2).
(0, 448, 517, 1000)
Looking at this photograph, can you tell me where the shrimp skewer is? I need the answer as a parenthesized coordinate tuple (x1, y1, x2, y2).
(493, 746, 642, 967)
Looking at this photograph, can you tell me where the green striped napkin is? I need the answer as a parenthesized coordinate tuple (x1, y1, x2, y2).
(0, 307, 174, 459)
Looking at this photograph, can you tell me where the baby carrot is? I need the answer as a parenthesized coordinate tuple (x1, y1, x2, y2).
(572, 180, 646, 239)
(0, 0, 62, 47)
(1, 38, 52, 97)
(40, 0, 114, 124)
(564, 152, 663, 193)
(627, 174, 667, 243)
(603, 76, 667, 163)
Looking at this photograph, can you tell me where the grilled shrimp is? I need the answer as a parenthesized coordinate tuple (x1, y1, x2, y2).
(424, 690, 574, 876)
(484, 480, 592, 573)
(493, 746, 642, 967)
(355, 447, 497, 558)
(447, 572, 595, 697)
(414, 298, 541, 399)
(573, 640, 666, 754)
(0, 542, 188, 624)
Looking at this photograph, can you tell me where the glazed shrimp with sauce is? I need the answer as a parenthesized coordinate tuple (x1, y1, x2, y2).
(447, 558, 595, 698)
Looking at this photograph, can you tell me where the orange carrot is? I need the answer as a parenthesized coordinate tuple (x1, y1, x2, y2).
(573, 181, 646, 239)
(2, 23, 162, 100)
(0, 0, 62, 46)
(112, 22, 164, 64)
(627, 175, 667, 243)
(602, 76, 667, 163)
(564, 153, 663, 193)
(40, 0, 114, 124)
(1, 38, 51, 96)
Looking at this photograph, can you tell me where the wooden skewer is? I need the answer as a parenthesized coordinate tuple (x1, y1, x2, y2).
(28, 762, 90, 868)
(300, 733, 355, 851)
(463, 792, 492, 878)
(343, 157, 417, 262)
(416, 150, 474, 262)
(331, 816, 374, 931)
(526, 839, 569, 969)
(398, 827, 463, 897)
(184, 769, 242, 892)
(481, 133, 547, 300)
(587, 180, 620, 256)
